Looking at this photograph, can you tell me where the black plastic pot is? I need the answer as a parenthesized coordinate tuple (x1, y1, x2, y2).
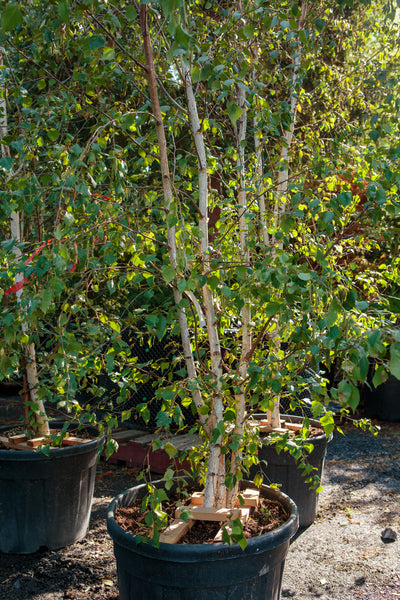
(107, 479, 298, 600)
(0, 422, 103, 553)
(361, 374, 400, 422)
(250, 415, 331, 528)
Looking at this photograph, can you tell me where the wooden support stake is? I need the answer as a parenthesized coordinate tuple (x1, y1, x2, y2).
(0, 435, 13, 449)
(236, 489, 260, 508)
(258, 425, 288, 434)
(213, 507, 250, 543)
(62, 436, 89, 446)
(175, 505, 241, 522)
(27, 437, 48, 448)
(213, 524, 230, 543)
(190, 492, 203, 506)
(0, 434, 33, 451)
(285, 422, 304, 432)
(10, 441, 36, 451)
(159, 518, 194, 544)
(9, 434, 27, 443)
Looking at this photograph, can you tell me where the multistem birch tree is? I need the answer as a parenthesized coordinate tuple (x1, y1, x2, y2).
(140, 5, 231, 508)
(140, 2, 259, 508)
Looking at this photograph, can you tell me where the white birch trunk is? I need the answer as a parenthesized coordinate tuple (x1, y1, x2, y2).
(273, 2, 308, 231)
(254, 121, 269, 246)
(181, 60, 227, 508)
(1, 47, 49, 436)
(226, 83, 251, 505)
(268, 2, 308, 429)
(139, 8, 206, 428)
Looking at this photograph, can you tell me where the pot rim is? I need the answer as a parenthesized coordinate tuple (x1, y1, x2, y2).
(0, 420, 104, 460)
(253, 413, 332, 443)
(107, 479, 299, 562)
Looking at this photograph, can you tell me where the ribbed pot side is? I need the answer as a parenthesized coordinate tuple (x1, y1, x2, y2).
(0, 423, 102, 553)
(107, 479, 299, 600)
(251, 415, 331, 528)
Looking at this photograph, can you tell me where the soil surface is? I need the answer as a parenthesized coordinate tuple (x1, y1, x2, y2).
(0, 417, 400, 600)
(115, 493, 289, 544)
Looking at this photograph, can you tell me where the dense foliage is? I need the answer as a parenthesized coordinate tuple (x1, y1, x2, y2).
(1, 0, 400, 522)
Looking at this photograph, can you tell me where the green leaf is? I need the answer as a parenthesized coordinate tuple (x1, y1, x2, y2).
(161, 265, 176, 283)
(87, 35, 106, 51)
(192, 66, 201, 83)
(177, 278, 187, 293)
(1, 4, 23, 31)
(47, 129, 59, 141)
(338, 380, 359, 412)
(126, 6, 137, 20)
(315, 18, 325, 32)
(372, 365, 387, 389)
(369, 130, 380, 141)
(389, 344, 400, 380)
(164, 442, 177, 458)
(264, 302, 281, 317)
(326, 298, 340, 327)
(109, 321, 121, 333)
(355, 300, 368, 311)
(123, 114, 136, 129)
(102, 47, 115, 61)
(0, 157, 13, 171)
(211, 425, 223, 444)
(54, 254, 66, 273)
(40, 288, 54, 314)
(337, 191, 352, 207)
(207, 275, 219, 290)
(227, 101, 242, 126)
(57, 1, 70, 23)
(159, 0, 184, 17)
(156, 315, 167, 340)
(243, 24, 254, 38)
(156, 411, 171, 427)
(298, 272, 311, 281)
(174, 24, 191, 50)
(319, 413, 335, 435)
(121, 410, 132, 422)
(359, 354, 369, 382)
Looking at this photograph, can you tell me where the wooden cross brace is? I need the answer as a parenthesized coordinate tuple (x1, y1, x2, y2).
(159, 488, 260, 544)
(0, 432, 89, 451)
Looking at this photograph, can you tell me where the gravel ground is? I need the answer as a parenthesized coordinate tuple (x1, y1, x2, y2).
(282, 422, 400, 600)
(0, 419, 399, 600)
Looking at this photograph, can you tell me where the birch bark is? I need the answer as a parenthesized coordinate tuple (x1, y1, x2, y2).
(268, 2, 308, 429)
(139, 7, 205, 426)
(227, 82, 252, 504)
(181, 59, 226, 508)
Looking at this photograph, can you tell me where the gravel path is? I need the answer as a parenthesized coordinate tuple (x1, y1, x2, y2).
(282, 422, 400, 599)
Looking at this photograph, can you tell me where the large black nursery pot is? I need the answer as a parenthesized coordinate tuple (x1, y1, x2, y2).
(251, 415, 331, 528)
(0, 421, 103, 554)
(107, 479, 298, 600)
(361, 373, 400, 422)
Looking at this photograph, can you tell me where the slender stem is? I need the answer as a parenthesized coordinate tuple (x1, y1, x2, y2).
(227, 81, 250, 505)
(139, 4, 205, 426)
(181, 58, 226, 508)
(268, 2, 308, 429)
